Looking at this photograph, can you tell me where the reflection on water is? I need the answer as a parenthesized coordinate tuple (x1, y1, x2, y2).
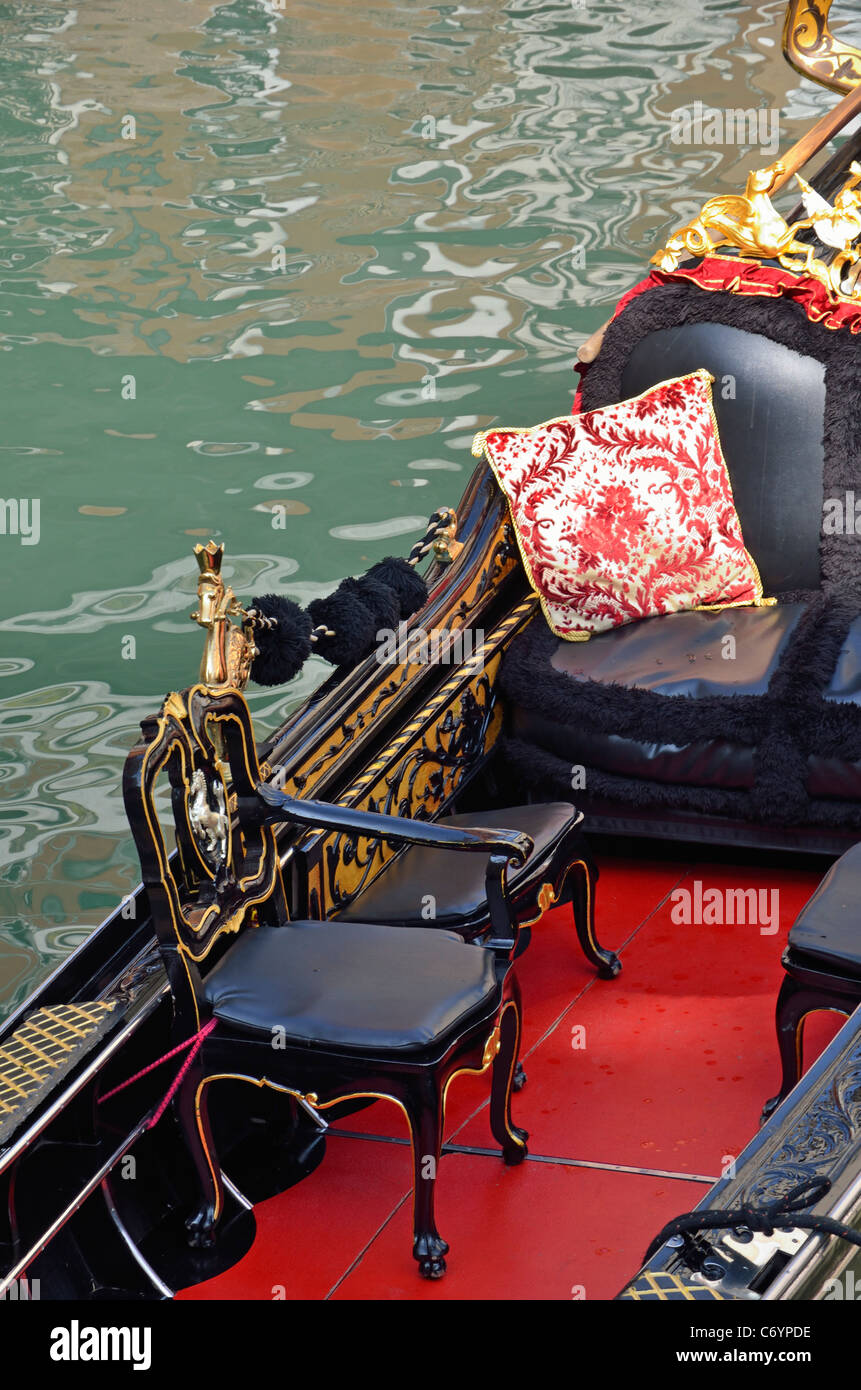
(0, 0, 840, 1016)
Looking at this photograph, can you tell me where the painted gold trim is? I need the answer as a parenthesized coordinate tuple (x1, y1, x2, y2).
(516, 861, 599, 963)
(622, 1268, 725, 1301)
(194, 1008, 521, 1224)
(136, 688, 281, 967)
(783, 0, 861, 94)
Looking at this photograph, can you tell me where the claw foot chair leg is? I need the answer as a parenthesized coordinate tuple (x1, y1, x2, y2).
(490, 996, 529, 1165)
(761, 977, 848, 1125)
(570, 860, 621, 979)
(176, 1066, 223, 1248)
(406, 1077, 449, 1279)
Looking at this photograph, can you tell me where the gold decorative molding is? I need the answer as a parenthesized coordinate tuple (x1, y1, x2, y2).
(653, 159, 861, 302)
(312, 599, 537, 916)
(783, 0, 861, 93)
(274, 519, 522, 802)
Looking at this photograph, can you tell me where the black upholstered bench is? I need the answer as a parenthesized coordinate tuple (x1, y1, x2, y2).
(762, 842, 861, 1120)
(497, 287, 861, 851)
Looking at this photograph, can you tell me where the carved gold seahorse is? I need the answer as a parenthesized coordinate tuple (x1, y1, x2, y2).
(652, 162, 817, 271)
(190, 541, 257, 691)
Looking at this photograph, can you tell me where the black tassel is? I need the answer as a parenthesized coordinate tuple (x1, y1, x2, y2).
(366, 556, 428, 618)
(248, 593, 313, 687)
(307, 585, 378, 666)
(343, 575, 400, 631)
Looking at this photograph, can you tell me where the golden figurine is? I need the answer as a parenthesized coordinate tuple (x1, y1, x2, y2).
(795, 162, 861, 294)
(652, 162, 804, 269)
(190, 541, 257, 691)
(652, 158, 861, 304)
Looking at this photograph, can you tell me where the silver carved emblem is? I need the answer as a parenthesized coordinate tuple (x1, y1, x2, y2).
(189, 768, 229, 868)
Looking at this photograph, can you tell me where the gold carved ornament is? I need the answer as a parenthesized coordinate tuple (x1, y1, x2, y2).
(652, 159, 861, 303)
(190, 541, 258, 693)
(783, 0, 861, 94)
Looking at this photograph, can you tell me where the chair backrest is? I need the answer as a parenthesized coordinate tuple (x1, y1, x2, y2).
(123, 685, 287, 1024)
(579, 282, 855, 596)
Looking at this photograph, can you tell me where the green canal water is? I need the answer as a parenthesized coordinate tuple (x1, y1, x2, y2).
(0, 0, 839, 1018)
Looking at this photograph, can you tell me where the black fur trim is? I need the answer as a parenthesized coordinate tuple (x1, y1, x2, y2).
(248, 594, 313, 687)
(500, 736, 861, 830)
(499, 614, 769, 747)
(501, 736, 750, 818)
(367, 556, 428, 618)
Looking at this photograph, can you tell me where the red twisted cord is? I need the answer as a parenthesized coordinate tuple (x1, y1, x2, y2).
(98, 1018, 217, 1130)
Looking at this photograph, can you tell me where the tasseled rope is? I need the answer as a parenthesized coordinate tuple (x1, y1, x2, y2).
(406, 506, 457, 567)
(244, 508, 455, 686)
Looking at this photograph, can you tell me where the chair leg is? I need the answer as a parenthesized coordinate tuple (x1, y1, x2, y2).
(490, 993, 529, 1165)
(404, 1076, 449, 1280)
(175, 1064, 223, 1249)
(760, 977, 850, 1125)
(570, 858, 621, 979)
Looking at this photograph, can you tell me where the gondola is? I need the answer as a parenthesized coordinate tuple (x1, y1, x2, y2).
(6, 0, 861, 1308)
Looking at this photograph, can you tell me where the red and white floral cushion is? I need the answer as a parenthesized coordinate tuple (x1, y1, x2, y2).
(472, 369, 771, 640)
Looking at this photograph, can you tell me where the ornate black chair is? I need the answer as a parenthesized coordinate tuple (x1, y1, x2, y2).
(762, 843, 861, 1121)
(336, 802, 621, 979)
(122, 684, 533, 1279)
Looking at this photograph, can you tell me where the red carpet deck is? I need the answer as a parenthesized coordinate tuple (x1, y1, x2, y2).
(178, 852, 840, 1301)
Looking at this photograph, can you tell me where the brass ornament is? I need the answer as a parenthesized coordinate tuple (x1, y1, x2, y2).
(652, 160, 861, 303)
(537, 882, 556, 915)
(481, 1022, 503, 1069)
(190, 541, 257, 692)
(430, 507, 463, 565)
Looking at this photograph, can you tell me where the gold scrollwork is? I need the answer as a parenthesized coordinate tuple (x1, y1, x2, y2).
(783, 0, 861, 94)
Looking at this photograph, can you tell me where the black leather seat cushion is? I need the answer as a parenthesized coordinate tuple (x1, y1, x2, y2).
(507, 608, 805, 792)
(504, 601, 861, 808)
(788, 843, 861, 976)
(338, 803, 576, 927)
(549, 605, 805, 698)
(202, 920, 498, 1052)
(825, 616, 861, 705)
